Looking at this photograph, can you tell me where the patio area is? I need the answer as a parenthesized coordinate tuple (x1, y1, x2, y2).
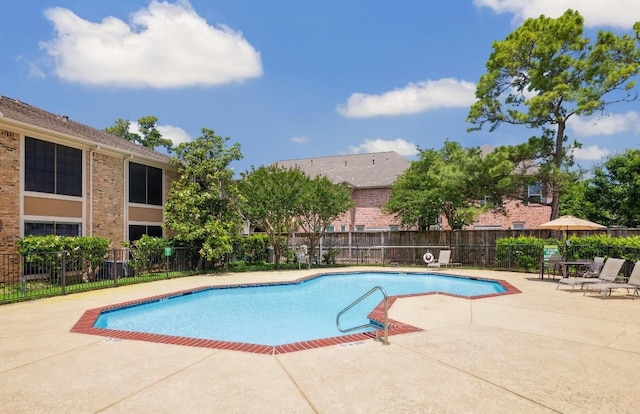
(1, 267, 639, 413)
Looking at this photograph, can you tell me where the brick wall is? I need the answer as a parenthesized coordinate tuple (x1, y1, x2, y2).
(469, 199, 552, 229)
(0, 129, 20, 255)
(91, 152, 125, 245)
(331, 187, 398, 230)
(327, 186, 551, 232)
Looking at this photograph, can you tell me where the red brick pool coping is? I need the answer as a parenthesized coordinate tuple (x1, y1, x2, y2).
(70, 272, 520, 354)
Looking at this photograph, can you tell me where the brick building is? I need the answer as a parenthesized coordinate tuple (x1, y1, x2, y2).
(0, 96, 175, 255)
(277, 152, 409, 232)
(277, 151, 551, 232)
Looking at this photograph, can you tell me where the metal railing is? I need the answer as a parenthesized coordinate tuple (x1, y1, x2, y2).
(0, 247, 215, 305)
(336, 286, 389, 345)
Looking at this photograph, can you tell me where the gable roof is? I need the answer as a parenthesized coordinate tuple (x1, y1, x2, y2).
(276, 151, 410, 188)
(0, 95, 171, 164)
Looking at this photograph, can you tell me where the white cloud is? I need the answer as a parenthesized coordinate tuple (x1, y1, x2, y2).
(473, 0, 640, 28)
(348, 139, 418, 157)
(157, 125, 191, 145)
(130, 122, 191, 146)
(40, 0, 262, 88)
(291, 136, 310, 144)
(336, 78, 476, 118)
(568, 112, 640, 137)
(571, 145, 610, 160)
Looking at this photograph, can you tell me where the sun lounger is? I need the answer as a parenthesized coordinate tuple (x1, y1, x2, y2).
(427, 250, 451, 269)
(556, 257, 625, 292)
(586, 260, 640, 299)
(579, 256, 605, 277)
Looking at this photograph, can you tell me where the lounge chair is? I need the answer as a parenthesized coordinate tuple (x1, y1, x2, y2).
(579, 256, 605, 277)
(587, 260, 640, 299)
(427, 250, 451, 269)
(556, 257, 625, 292)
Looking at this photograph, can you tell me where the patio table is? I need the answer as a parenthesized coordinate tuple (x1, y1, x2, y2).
(558, 260, 593, 278)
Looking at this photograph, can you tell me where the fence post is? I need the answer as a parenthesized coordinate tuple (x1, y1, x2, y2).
(111, 249, 118, 286)
(61, 250, 67, 295)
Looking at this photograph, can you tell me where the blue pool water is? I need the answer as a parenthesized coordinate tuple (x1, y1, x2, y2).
(95, 272, 506, 346)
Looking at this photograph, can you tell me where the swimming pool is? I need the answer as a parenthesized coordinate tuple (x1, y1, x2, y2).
(73, 271, 519, 354)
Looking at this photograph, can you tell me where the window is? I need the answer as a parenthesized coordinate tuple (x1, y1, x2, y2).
(389, 225, 398, 232)
(511, 222, 526, 230)
(24, 221, 81, 237)
(129, 162, 163, 205)
(527, 183, 546, 204)
(340, 225, 346, 232)
(326, 226, 334, 233)
(480, 196, 493, 206)
(356, 225, 365, 232)
(129, 225, 163, 242)
(25, 137, 82, 196)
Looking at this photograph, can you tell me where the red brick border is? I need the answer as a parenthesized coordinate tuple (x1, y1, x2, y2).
(70, 272, 520, 354)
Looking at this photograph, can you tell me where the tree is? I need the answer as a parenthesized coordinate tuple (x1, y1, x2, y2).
(164, 129, 243, 262)
(385, 141, 516, 230)
(296, 176, 353, 267)
(238, 165, 307, 270)
(105, 116, 174, 153)
(467, 9, 640, 220)
(585, 149, 640, 227)
(557, 171, 594, 219)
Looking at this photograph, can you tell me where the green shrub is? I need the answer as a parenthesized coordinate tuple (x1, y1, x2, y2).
(495, 236, 548, 271)
(567, 234, 640, 262)
(322, 248, 340, 265)
(126, 235, 168, 273)
(17, 235, 110, 280)
(232, 234, 269, 264)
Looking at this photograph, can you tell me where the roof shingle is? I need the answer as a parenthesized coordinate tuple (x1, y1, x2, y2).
(0, 95, 170, 163)
(276, 151, 410, 188)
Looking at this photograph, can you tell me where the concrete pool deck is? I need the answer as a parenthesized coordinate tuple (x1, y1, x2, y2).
(1, 267, 639, 413)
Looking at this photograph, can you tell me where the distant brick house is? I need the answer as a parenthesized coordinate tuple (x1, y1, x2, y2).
(277, 152, 410, 232)
(276, 151, 551, 232)
(0, 96, 176, 255)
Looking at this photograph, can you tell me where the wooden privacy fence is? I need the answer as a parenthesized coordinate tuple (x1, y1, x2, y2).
(291, 228, 640, 267)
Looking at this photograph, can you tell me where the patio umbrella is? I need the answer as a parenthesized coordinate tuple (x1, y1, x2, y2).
(538, 215, 606, 231)
(538, 215, 606, 256)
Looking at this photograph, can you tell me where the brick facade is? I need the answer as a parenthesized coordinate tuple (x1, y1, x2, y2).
(279, 152, 551, 232)
(0, 96, 174, 256)
(0, 129, 20, 254)
(469, 199, 552, 229)
(90, 152, 126, 242)
(332, 188, 397, 230)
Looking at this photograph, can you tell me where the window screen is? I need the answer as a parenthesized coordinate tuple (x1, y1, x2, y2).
(24, 137, 82, 196)
(129, 162, 163, 205)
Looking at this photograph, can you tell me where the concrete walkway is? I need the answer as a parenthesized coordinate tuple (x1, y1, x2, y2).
(1, 267, 639, 413)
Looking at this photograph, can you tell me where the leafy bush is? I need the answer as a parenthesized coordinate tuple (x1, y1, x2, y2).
(567, 234, 640, 262)
(126, 235, 168, 273)
(17, 235, 110, 280)
(322, 248, 340, 265)
(495, 236, 548, 271)
(232, 234, 269, 264)
(496, 234, 640, 273)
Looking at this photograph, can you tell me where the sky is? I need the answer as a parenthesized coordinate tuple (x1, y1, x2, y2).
(1, 0, 640, 174)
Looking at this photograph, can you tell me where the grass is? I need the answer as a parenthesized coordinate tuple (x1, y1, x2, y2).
(0, 262, 351, 305)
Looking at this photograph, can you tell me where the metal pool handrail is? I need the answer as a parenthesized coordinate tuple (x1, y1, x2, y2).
(336, 286, 389, 345)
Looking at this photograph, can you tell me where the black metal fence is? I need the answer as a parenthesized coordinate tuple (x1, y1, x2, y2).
(0, 247, 213, 305)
